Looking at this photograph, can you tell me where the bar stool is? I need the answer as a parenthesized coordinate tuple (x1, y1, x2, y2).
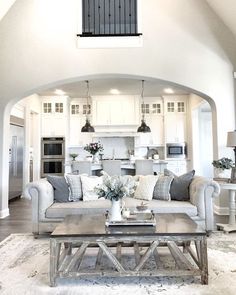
(102, 160, 121, 176)
(71, 161, 92, 176)
(135, 159, 153, 175)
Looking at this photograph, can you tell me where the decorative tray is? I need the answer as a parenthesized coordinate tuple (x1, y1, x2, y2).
(105, 212, 156, 227)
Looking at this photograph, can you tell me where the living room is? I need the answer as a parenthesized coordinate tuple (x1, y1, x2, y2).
(1, 0, 236, 293)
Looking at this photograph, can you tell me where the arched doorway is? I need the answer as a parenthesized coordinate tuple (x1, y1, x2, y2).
(2, 74, 217, 218)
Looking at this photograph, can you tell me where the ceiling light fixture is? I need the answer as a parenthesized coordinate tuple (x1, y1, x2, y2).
(54, 89, 66, 95)
(81, 81, 95, 133)
(137, 80, 151, 133)
(110, 88, 120, 95)
(164, 88, 174, 94)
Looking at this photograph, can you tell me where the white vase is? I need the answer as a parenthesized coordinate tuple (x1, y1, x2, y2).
(92, 154, 99, 163)
(110, 199, 122, 221)
(214, 168, 231, 178)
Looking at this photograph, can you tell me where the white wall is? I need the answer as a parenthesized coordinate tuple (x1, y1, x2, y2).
(0, 0, 236, 217)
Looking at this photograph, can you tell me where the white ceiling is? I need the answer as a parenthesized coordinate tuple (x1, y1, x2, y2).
(38, 78, 190, 98)
(206, 0, 236, 39)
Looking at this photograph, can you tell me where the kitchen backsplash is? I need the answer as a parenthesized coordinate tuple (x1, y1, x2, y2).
(97, 137, 135, 159)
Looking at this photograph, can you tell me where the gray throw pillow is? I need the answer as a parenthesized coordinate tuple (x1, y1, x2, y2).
(47, 175, 70, 203)
(153, 175, 174, 201)
(164, 169, 195, 201)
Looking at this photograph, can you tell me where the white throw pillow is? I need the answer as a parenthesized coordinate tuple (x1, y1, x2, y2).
(65, 174, 84, 201)
(134, 175, 159, 201)
(80, 175, 104, 201)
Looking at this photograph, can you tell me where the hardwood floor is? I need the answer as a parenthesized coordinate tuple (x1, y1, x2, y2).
(0, 197, 32, 242)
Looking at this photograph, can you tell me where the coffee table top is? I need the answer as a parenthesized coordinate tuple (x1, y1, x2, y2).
(51, 213, 206, 237)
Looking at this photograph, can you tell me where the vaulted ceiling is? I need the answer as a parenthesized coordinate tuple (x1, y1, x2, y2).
(206, 0, 236, 40)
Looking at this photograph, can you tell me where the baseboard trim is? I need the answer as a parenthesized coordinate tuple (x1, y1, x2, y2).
(0, 208, 9, 219)
(214, 204, 229, 215)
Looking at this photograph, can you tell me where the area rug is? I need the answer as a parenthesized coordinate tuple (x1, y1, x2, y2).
(0, 233, 236, 295)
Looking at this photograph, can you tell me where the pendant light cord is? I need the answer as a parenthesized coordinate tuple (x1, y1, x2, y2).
(141, 80, 145, 121)
(86, 80, 90, 120)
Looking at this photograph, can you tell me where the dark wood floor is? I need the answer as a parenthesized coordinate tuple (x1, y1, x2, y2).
(0, 197, 32, 242)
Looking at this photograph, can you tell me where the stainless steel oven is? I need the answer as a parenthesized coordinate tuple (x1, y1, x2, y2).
(41, 137, 65, 159)
(166, 142, 187, 159)
(41, 158, 65, 178)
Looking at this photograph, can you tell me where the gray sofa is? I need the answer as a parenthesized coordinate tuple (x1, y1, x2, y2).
(24, 176, 220, 235)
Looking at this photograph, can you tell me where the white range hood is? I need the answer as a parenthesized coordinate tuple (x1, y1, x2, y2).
(92, 132, 139, 138)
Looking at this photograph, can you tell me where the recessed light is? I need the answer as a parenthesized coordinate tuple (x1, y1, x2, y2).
(164, 88, 174, 94)
(55, 89, 66, 95)
(110, 88, 120, 95)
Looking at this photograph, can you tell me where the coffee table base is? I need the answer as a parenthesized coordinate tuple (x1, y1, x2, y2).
(50, 236, 208, 287)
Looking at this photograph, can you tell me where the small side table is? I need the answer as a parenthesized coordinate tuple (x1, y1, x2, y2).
(217, 183, 236, 233)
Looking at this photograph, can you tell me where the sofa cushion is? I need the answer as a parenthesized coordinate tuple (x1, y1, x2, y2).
(80, 175, 104, 201)
(153, 175, 174, 201)
(47, 175, 69, 203)
(65, 174, 83, 201)
(164, 169, 195, 201)
(45, 197, 198, 219)
(134, 175, 159, 201)
(45, 199, 111, 218)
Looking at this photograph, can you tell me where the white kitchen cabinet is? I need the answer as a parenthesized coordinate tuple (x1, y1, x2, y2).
(167, 160, 187, 175)
(92, 96, 139, 126)
(138, 97, 164, 146)
(164, 97, 187, 143)
(41, 97, 67, 136)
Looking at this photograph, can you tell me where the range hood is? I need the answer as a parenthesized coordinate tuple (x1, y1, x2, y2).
(92, 125, 139, 137)
(92, 132, 139, 138)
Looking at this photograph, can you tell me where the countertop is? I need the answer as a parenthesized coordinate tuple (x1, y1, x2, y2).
(66, 160, 168, 171)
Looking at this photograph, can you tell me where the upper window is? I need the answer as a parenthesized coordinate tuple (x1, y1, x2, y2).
(80, 0, 140, 37)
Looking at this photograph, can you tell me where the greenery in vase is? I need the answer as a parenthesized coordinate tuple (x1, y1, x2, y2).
(84, 142, 103, 155)
(95, 171, 137, 201)
(69, 153, 78, 160)
(212, 157, 234, 170)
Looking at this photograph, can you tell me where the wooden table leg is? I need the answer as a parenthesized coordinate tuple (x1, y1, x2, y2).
(200, 237, 208, 285)
(50, 238, 58, 287)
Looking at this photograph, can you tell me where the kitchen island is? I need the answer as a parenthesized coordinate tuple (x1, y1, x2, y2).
(66, 160, 168, 175)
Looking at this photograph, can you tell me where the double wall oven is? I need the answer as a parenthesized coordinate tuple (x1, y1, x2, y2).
(41, 137, 65, 177)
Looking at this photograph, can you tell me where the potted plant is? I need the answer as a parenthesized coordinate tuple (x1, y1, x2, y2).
(84, 142, 103, 163)
(212, 157, 234, 178)
(95, 171, 137, 221)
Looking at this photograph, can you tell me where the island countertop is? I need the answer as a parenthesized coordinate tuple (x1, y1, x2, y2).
(65, 160, 168, 174)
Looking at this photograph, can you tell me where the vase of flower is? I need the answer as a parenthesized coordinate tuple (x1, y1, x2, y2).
(95, 171, 137, 222)
(212, 157, 234, 178)
(84, 142, 103, 163)
(110, 199, 122, 221)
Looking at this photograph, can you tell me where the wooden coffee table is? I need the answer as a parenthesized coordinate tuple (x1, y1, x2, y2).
(50, 213, 208, 287)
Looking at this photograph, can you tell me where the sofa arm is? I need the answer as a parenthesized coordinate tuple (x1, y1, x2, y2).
(189, 176, 220, 231)
(24, 179, 54, 234)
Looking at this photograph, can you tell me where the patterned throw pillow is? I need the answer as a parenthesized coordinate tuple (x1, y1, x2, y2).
(164, 169, 195, 201)
(134, 175, 159, 201)
(80, 175, 104, 201)
(153, 175, 174, 201)
(65, 174, 84, 201)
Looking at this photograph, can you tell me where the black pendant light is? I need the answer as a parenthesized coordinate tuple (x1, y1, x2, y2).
(81, 80, 95, 132)
(137, 80, 151, 133)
